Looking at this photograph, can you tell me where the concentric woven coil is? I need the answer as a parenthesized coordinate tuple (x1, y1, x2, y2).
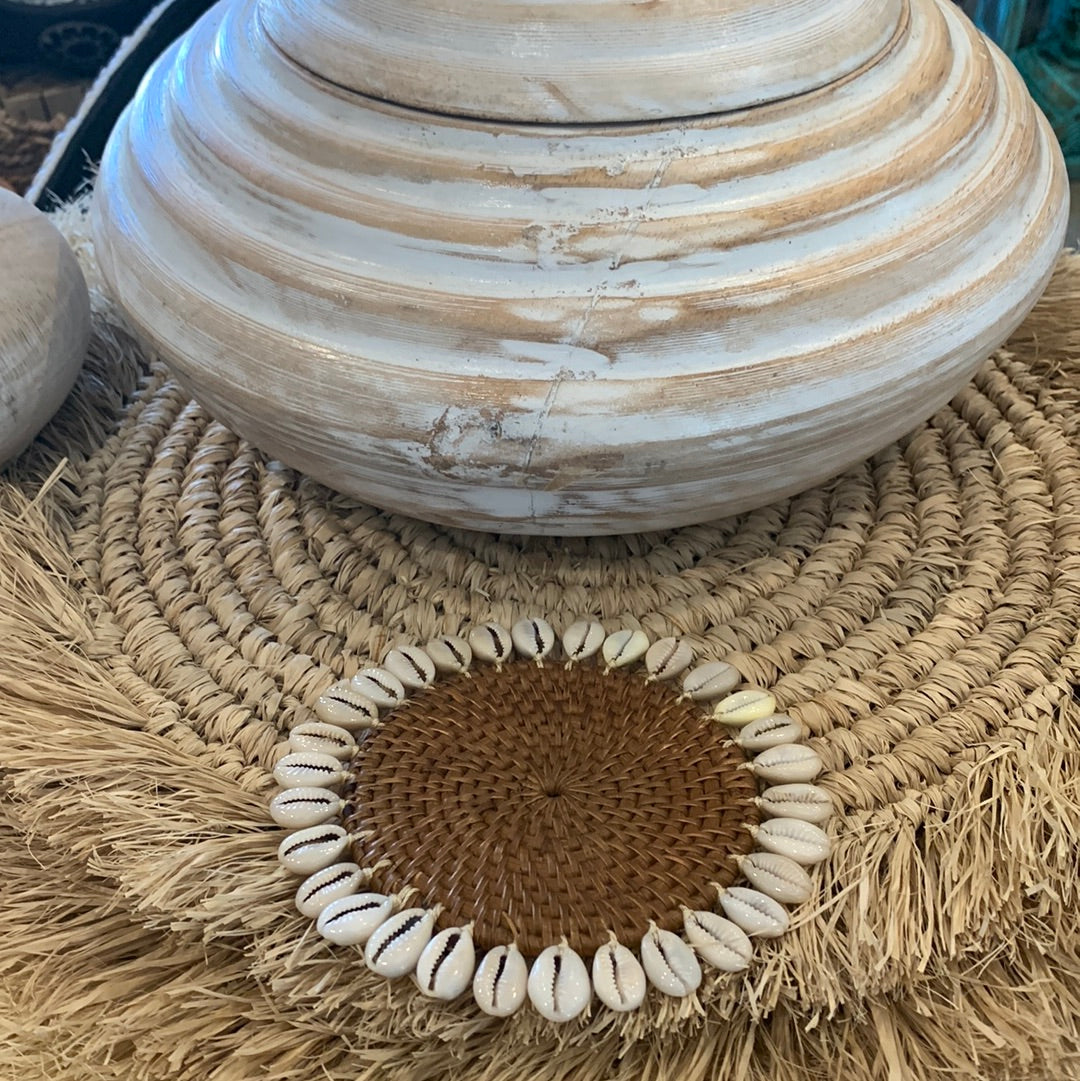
(343, 660, 758, 955)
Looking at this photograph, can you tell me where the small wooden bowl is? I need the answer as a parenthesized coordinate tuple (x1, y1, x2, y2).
(0, 188, 90, 465)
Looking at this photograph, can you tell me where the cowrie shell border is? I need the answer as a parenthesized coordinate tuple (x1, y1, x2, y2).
(269, 619, 832, 1019)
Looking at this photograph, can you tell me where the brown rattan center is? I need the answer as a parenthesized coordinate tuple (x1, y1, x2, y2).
(343, 659, 759, 956)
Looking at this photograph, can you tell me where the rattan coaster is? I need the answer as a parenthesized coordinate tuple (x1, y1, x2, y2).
(345, 659, 759, 958)
(0, 206, 1079, 1078)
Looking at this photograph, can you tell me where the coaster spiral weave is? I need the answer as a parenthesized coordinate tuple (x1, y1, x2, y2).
(1, 203, 1079, 1081)
(345, 661, 758, 955)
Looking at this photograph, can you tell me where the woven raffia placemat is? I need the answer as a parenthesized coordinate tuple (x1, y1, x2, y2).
(1, 203, 1080, 1081)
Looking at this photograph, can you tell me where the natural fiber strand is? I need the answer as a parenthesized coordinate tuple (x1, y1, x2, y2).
(0, 200, 1079, 1077)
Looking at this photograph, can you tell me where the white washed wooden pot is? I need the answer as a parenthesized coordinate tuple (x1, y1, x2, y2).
(0, 188, 90, 467)
(90, 0, 1069, 535)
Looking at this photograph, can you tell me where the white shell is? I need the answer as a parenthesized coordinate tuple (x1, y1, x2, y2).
(473, 944, 529, 1017)
(295, 862, 366, 918)
(561, 620, 606, 664)
(733, 714, 806, 753)
(468, 623, 513, 666)
(424, 635, 472, 674)
(527, 942, 591, 1023)
(272, 751, 345, 789)
(382, 645, 437, 690)
(751, 744, 824, 784)
(680, 661, 740, 702)
(756, 783, 834, 824)
(719, 887, 791, 939)
(316, 892, 394, 946)
(713, 688, 777, 727)
(90, 0, 1068, 536)
(288, 721, 357, 760)
(350, 667, 407, 709)
(752, 819, 832, 866)
(415, 925, 476, 1000)
(277, 824, 349, 875)
(269, 786, 343, 829)
(644, 638, 695, 682)
(640, 923, 702, 998)
(314, 680, 380, 730)
(681, 908, 754, 973)
(364, 908, 439, 978)
(602, 629, 649, 670)
(510, 617, 556, 663)
(739, 852, 815, 905)
(0, 188, 91, 467)
(591, 939, 647, 1012)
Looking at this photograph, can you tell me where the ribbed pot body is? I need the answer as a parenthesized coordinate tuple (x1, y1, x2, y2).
(91, 0, 1069, 533)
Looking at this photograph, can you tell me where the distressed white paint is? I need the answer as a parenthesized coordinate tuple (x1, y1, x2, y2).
(91, 0, 1069, 534)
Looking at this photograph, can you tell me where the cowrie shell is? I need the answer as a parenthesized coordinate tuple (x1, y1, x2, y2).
(425, 635, 472, 674)
(750, 744, 823, 784)
(640, 923, 701, 997)
(277, 824, 349, 875)
(364, 908, 439, 978)
(314, 680, 379, 730)
(416, 925, 476, 1000)
(591, 938, 646, 1012)
(756, 783, 833, 824)
(602, 628, 649, 670)
(561, 619, 605, 664)
(511, 617, 556, 663)
(468, 622, 513, 667)
(273, 751, 345, 789)
(288, 722, 357, 760)
(527, 941, 591, 1022)
(473, 944, 528, 1017)
(752, 818, 831, 865)
(719, 886, 790, 938)
(733, 714, 805, 753)
(351, 668, 407, 709)
(681, 908, 753, 972)
(739, 852, 814, 905)
(316, 892, 394, 946)
(269, 786, 343, 829)
(382, 645, 436, 690)
(295, 862, 366, 918)
(680, 660, 740, 702)
(644, 637, 695, 681)
(713, 688, 777, 726)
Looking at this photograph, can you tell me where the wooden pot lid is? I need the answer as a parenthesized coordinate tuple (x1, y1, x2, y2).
(259, 0, 908, 123)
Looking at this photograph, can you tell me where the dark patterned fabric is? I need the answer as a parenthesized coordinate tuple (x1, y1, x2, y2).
(18, 0, 215, 208)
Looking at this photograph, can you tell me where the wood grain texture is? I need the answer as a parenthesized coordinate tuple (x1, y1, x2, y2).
(0, 188, 89, 466)
(90, 0, 1069, 534)
(260, 0, 906, 122)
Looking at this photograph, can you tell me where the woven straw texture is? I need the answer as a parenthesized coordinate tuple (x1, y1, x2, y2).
(1, 201, 1080, 1081)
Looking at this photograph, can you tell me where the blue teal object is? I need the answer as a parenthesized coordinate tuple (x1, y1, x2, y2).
(963, 0, 1034, 51)
(961, 0, 1080, 174)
